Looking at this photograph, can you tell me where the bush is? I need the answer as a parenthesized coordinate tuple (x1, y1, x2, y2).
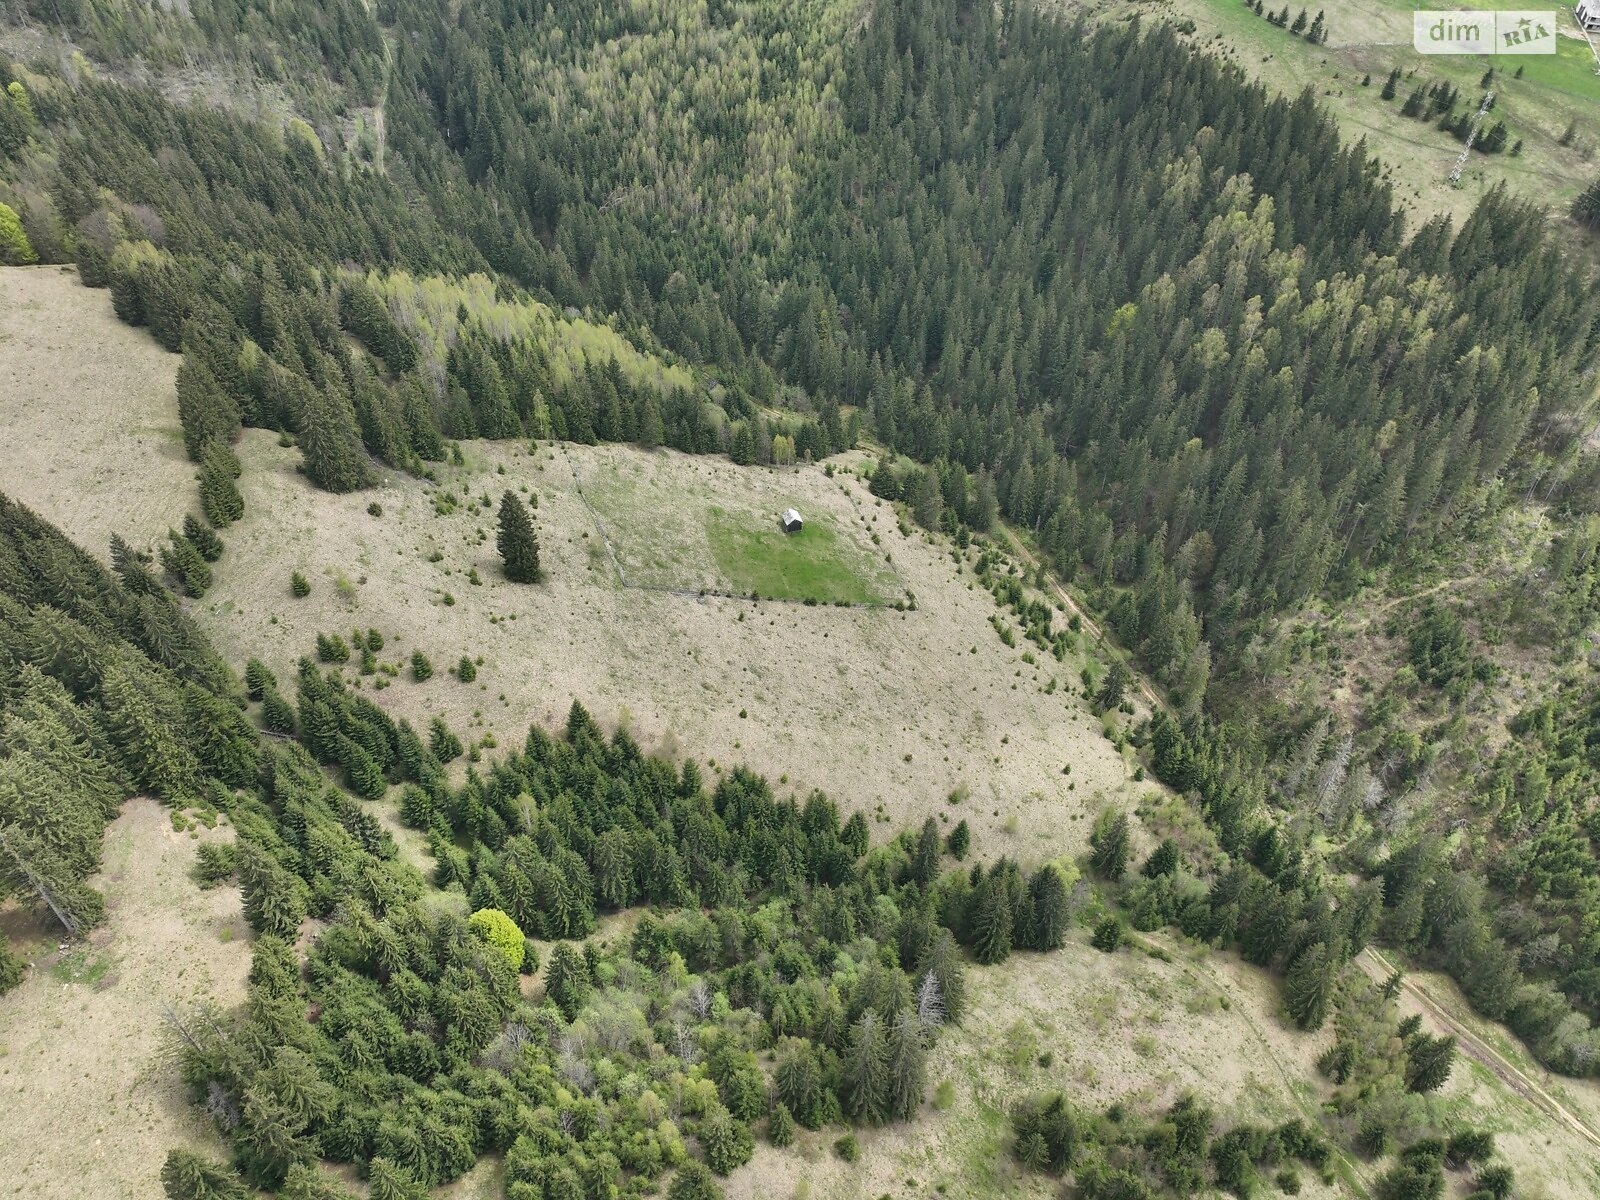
(457, 656, 477, 682)
(411, 650, 434, 681)
(291, 571, 311, 597)
(833, 1133, 859, 1162)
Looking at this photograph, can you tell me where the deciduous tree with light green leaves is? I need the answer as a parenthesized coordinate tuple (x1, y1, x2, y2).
(468, 907, 526, 971)
(0, 202, 35, 265)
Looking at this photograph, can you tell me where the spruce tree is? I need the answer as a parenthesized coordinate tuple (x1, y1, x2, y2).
(1143, 838, 1180, 878)
(199, 442, 244, 526)
(366, 1159, 429, 1200)
(666, 1162, 724, 1200)
(946, 818, 970, 860)
(1023, 864, 1069, 951)
(1381, 69, 1399, 101)
(497, 490, 542, 583)
(699, 1104, 753, 1175)
(160, 1149, 247, 1200)
(262, 688, 297, 735)
(160, 530, 211, 597)
(545, 941, 592, 1019)
(1091, 915, 1123, 952)
(1403, 1032, 1456, 1093)
(1284, 942, 1336, 1030)
(1573, 177, 1600, 230)
(0, 930, 25, 994)
(885, 1011, 927, 1121)
(842, 1011, 890, 1124)
(916, 929, 967, 1023)
(175, 355, 241, 461)
(768, 1101, 796, 1147)
(1089, 810, 1130, 880)
(910, 816, 942, 886)
(969, 870, 1014, 964)
(775, 1039, 826, 1129)
(182, 513, 223, 562)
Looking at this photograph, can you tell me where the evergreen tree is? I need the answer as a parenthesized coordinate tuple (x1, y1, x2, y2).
(916, 930, 967, 1024)
(160, 1149, 247, 1200)
(1023, 864, 1069, 951)
(910, 816, 942, 886)
(1093, 663, 1127, 712)
(885, 1010, 927, 1121)
(699, 1104, 753, 1175)
(775, 1039, 827, 1129)
(768, 1102, 796, 1147)
(1089, 810, 1130, 880)
(947, 818, 970, 860)
(842, 1011, 890, 1124)
(1403, 1031, 1456, 1093)
(175, 355, 241, 461)
(969, 869, 1014, 964)
(0, 931, 25, 994)
(1573, 177, 1600, 231)
(366, 1159, 429, 1200)
(1143, 838, 1181, 878)
(199, 442, 244, 526)
(545, 941, 592, 1019)
(160, 530, 212, 597)
(428, 716, 462, 761)
(1091, 916, 1123, 952)
(497, 490, 542, 583)
(182, 513, 223, 562)
(667, 1162, 724, 1200)
(1284, 943, 1337, 1030)
(1381, 69, 1400, 100)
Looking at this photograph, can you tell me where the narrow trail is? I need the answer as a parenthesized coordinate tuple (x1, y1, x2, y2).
(1359, 948, 1600, 1155)
(997, 525, 1164, 712)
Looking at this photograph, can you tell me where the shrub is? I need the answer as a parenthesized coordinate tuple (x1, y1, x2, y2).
(457, 656, 477, 682)
(291, 571, 311, 597)
(834, 1133, 859, 1162)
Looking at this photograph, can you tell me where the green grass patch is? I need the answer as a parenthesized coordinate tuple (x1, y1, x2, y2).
(50, 948, 114, 986)
(705, 509, 896, 605)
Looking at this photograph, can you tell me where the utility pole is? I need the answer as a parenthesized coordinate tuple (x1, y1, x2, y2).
(1448, 92, 1495, 186)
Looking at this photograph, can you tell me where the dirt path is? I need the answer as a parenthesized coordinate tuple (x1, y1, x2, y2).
(1359, 948, 1600, 1155)
(998, 525, 1165, 712)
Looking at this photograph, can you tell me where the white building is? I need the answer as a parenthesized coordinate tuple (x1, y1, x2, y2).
(780, 508, 803, 534)
(1579, 0, 1600, 33)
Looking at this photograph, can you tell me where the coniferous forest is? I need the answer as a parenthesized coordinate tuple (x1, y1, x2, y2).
(5, 0, 1600, 1195)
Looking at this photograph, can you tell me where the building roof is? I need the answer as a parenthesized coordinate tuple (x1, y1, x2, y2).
(781, 508, 803, 526)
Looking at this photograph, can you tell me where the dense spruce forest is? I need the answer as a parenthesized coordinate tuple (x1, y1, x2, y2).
(5, 0, 1600, 1192)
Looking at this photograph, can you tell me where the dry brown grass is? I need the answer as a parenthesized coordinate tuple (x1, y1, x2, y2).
(0, 800, 251, 1200)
